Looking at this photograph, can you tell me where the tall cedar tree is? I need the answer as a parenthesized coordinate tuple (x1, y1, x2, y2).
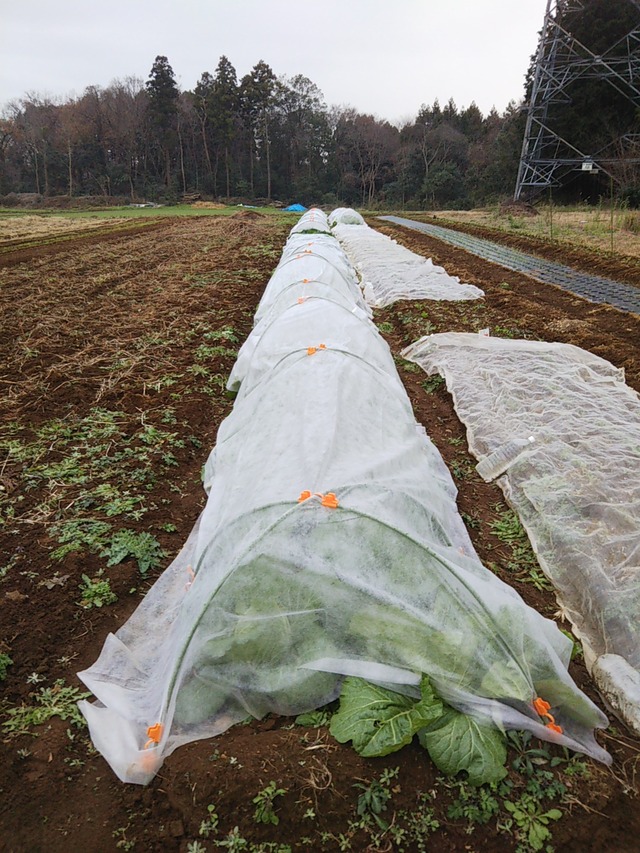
(146, 56, 179, 187)
(241, 61, 277, 199)
(212, 57, 239, 198)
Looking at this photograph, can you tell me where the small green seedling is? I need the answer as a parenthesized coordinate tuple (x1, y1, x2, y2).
(0, 652, 13, 681)
(253, 781, 286, 825)
(78, 572, 117, 609)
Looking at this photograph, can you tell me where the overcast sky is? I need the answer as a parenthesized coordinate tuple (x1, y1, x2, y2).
(0, 0, 545, 123)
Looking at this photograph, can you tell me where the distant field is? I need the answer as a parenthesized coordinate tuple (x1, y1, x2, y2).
(0, 203, 295, 222)
(2, 202, 638, 260)
(423, 206, 640, 259)
(0, 205, 297, 251)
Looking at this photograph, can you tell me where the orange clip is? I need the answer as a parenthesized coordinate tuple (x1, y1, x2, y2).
(303, 278, 310, 283)
(533, 697, 551, 716)
(307, 346, 317, 356)
(321, 492, 339, 509)
(297, 297, 306, 304)
(319, 343, 326, 350)
(533, 696, 563, 734)
(298, 490, 338, 508)
(144, 722, 164, 749)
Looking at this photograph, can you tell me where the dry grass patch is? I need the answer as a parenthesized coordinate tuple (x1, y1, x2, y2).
(428, 206, 640, 259)
(0, 214, 130, 246)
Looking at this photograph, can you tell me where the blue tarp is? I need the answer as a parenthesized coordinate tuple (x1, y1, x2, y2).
(284, 203, 307, 212)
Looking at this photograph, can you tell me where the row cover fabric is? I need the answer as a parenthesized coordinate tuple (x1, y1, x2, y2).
(230, 226, 371, 393)
(78, 223, 609, 785)
(289, 207, 332, 235)
(403, 332, 640, 735)
(329, 207, 366, 226)
(330, 211, 484, 306)
(253, 233, 366, 325)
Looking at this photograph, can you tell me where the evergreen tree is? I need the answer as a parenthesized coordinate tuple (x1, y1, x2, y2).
(241, 60, 278, 198)
(145, 55, 179, 189)
(0, 54, 542, 208)
(212, 56, 239, 198)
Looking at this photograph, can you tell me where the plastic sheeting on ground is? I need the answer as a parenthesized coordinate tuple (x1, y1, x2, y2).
(403, 332, 640, 735)
(329, 209, 484, 306)
(78, 228, 609, 786)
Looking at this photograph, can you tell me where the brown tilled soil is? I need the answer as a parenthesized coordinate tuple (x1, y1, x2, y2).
(0, 215, 639, 852)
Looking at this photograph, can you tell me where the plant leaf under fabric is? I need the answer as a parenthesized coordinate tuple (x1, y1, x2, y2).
(419, 707, 507, 786)
(330, 674, 443, 757)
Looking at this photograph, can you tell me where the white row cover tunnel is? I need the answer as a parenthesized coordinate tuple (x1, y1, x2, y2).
(79, 209, 609, 784)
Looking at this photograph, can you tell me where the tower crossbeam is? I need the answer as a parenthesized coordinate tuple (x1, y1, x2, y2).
(515, 0, 640, 200)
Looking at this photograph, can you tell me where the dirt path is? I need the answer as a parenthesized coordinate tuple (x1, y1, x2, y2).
(0, 215, 638, 852)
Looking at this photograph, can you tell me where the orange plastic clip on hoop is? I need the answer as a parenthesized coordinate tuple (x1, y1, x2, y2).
(297, 491, 339, 509)
(533, 696, 563, 734)
(144, 722, 164, 749)
(307, 346, 317, 356)
(533, 697, 551, 716)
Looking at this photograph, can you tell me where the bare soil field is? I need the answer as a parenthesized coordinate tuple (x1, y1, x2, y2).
(0, 212, 639, 852)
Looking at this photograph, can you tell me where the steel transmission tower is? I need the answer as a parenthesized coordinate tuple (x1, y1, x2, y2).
(514, 0, 640, 201)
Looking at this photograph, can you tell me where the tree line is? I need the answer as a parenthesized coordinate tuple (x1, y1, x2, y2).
(1, 0, 637, 209)
(0, 54, 526, 209)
